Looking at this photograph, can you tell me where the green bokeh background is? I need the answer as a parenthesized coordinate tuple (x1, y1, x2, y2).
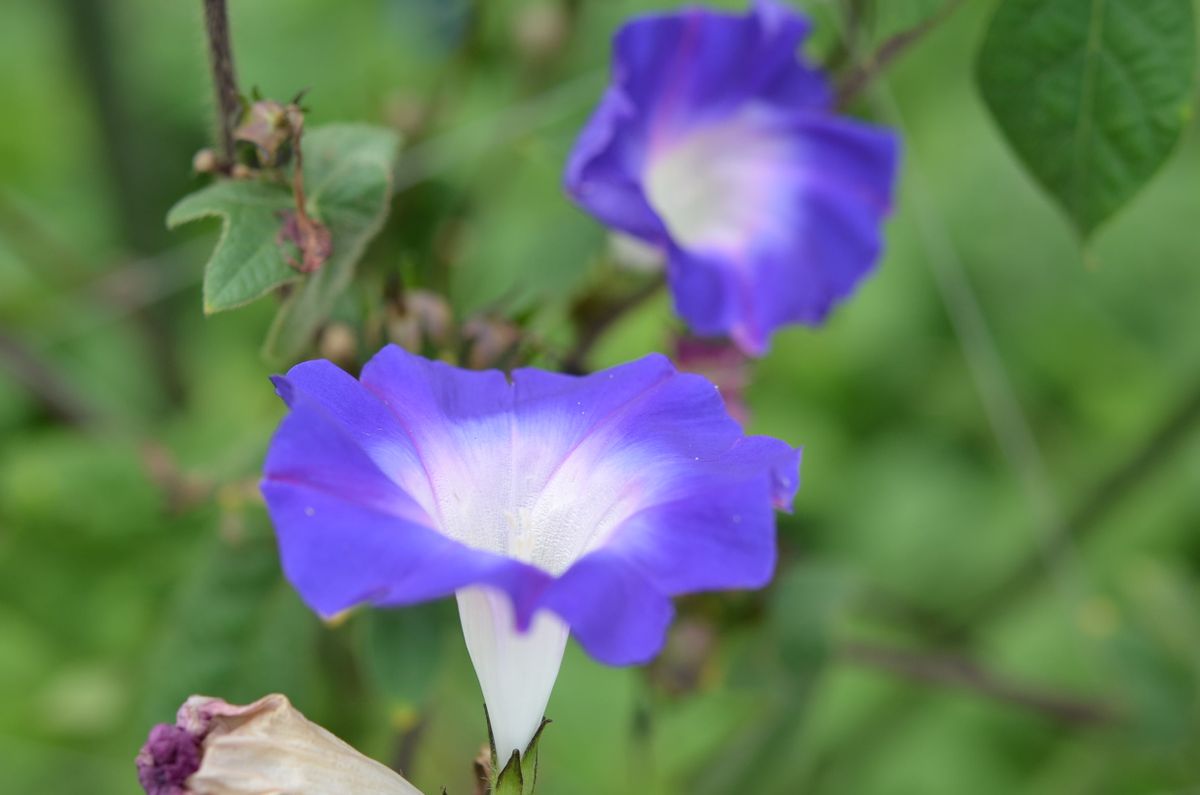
(2, 1, 1199, 792)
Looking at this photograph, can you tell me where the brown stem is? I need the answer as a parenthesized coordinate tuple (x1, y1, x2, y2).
(289, 116, 317, 232)
(202, 0, 241, 167)
(281, 114, 333, 273)
(839, 640, 1117, 726)
(836, 0, 969, 108)
(389, 714, 427, 783)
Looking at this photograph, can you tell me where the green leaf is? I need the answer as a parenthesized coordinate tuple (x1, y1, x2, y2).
(167, 123, 400, 339)
(976, 0, 1195, 236)
(138, 515, 322, 724)
(770, 563, 856, 677)
(167, 180, 298, 313)
(359, 601, 448, 709)
(263, 124, 400, 364)
(452, 140, 603, 315)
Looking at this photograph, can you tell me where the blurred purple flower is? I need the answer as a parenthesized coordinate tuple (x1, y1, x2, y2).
(261, 345, 799, 758)
(565, 0, 899, 354)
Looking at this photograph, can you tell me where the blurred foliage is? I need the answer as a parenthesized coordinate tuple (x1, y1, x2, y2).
(2, 0, 1200, 794)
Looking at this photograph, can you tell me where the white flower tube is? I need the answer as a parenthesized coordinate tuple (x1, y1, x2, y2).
(457, 586, 568, 760)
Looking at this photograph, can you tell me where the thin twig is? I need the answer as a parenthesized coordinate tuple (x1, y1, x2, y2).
(390, 714, 428, 782)
(839, 640, 1117, 726)
(202, 0, 241, 168)
(836, 0, 970, 108)
(0, 331, 100, 428)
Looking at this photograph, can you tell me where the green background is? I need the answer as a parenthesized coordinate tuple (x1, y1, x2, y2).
(2, 0, 1199, 792)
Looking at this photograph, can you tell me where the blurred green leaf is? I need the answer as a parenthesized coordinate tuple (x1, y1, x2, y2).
(976, 0, 1195, 236)
(0, 432, 161, 543)
(1106, 561, 1200, 746)
(452, 139, 603, 314)
(263, 124, 401, 364)
(140, 515, 321, 723)
(359, 601, 448, 709)
(771, 563, 857, 676)
(167, 181, 298, 313)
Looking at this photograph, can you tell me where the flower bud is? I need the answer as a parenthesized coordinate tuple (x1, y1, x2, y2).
(512, 2, 570, 63)
(192, 149, 220, 175)
(235, 100, 303, 168)
(461, 317, 521, 370)
(318, 322, 359, 370)
(387, 290, 455, 353)
(137, 694, 422, 795)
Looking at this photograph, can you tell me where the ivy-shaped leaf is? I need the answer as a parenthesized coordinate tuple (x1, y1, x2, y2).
(977, 0, 1195, 237)
(263, 124, 400, 364)
(167, 180, 298, 314)
(167, 124, 400, 347)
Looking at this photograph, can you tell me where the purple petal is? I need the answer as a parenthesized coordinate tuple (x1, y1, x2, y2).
(541, 549, 675, 665)
(263, 358, 551, 620)
(564, 88, 667, 241)
(612, 1, 828, 137)
(262, 346, 799, 664)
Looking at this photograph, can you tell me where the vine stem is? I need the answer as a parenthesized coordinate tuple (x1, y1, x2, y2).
(202, 0, 241, 168)
(839, 641, 1116, 726)
(836, 0, 970, 108)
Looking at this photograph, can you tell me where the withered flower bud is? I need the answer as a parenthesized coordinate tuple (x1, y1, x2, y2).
(383, 92, 431, 139)
(192, 149, 220, 175)
(137, 694, 422, 795)
(318, 322, 359, 370)
(461, 316, 522, 370)
(512, 2, 570, 63)
(235, 100, 304, 169)
(388, 289, 455, 352)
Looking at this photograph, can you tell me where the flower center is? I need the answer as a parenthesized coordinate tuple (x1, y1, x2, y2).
(644, 107, 794, 253)
(402, 419, 652, 576)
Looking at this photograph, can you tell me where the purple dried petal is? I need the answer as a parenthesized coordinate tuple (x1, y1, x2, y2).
(136, 723, 202, 795)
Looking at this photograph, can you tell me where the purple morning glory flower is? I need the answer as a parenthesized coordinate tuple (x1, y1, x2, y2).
(565, 0, 899, 354)
(261, 345, 798, 758)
